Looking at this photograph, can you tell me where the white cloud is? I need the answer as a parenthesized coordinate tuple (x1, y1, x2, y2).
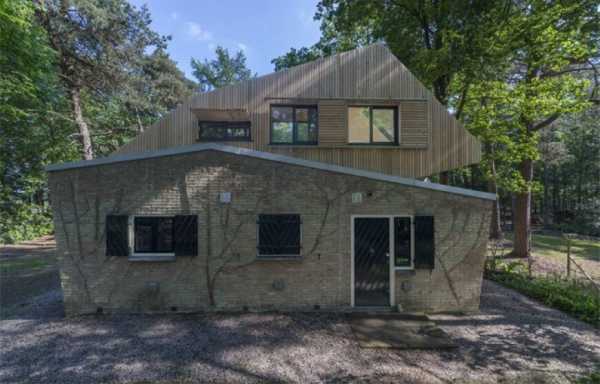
(170, 12, 178, 21)
(208, 43, 216, 51)
(237, 43, 248, 52)
(185, 22, 213, 41)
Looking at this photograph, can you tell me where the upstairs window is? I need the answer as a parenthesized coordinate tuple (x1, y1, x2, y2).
(257, 214, 301, 257)
(198, 121, 251, 142)
(348, 106, 397, 144)
(270, 105, 318, 145)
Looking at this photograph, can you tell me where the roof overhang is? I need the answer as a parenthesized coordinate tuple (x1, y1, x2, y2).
(191, 108, 250, 122)
(45, 143, 496, 201)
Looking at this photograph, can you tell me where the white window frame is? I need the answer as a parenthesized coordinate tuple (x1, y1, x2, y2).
(256, 214, 303, 258)
(128, 215, 176, 261)
(350, 215, 415, 307)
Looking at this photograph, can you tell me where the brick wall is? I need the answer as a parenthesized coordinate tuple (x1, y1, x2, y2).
(48, 150, 492, 315)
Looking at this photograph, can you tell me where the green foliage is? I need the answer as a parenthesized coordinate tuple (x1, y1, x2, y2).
(191, 46, 254, 92)
(577, 369, 600, 384)
(488, 265, 600, 327)
(272, 47, 323, 72)
(0, 0, 77, 243)
(462, 0, 597, 195)
(1, 0, 194, 243)
(311, 0, 510, 105)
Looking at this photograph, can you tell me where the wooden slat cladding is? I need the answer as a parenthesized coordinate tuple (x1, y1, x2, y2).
(318, 100, 347, 145)
(115, 44, 481, 178)
(400, 101, 428, 146)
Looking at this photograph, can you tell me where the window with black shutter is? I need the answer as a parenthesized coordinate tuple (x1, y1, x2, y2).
(198, 121, 251, 141)
(106, 215, 198, 260)
(414, 216, 435, 269)
(257, 214, 301, 257)
(134, 217, 174, 254)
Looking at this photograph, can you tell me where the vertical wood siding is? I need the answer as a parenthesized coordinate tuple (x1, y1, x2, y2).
(115, 44, 481, 178)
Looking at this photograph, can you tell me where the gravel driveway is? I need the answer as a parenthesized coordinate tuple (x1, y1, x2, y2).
(1, 279, 599, 384)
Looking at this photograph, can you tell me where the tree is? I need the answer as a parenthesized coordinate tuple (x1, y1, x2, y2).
(273, 0, 512, 236)
(34, 0, 167, 159)
(122, 48, 196, 133)
(463, 0, 599, 257)
(0, 0, 77, 242)
(191, 46, 254, 92)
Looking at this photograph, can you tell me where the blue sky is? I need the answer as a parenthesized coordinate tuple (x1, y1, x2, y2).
(129, 0, 322, 80)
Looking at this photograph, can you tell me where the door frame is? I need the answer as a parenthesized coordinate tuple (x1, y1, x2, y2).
(351, 215, 391, 307)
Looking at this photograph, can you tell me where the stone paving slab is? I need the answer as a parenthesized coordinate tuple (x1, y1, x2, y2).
(350, 313, 457, 349)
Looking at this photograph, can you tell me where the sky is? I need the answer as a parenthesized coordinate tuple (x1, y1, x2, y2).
(128, 0, 322, 80)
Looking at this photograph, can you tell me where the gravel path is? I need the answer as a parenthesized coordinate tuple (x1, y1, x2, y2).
(1, 280, 598, 384)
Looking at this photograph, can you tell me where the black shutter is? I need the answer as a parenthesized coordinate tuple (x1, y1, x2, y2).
(106, 215, 129, 256)
(414, 216, 435, 269)
(174, 215, 198, 256)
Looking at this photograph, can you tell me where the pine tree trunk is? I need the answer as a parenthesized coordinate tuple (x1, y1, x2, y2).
(488, 179, 502, 239)
(511, 159, 533, 258)
(70, 86, 94, 160)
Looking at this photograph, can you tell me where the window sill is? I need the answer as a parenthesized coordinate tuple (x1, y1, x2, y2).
(395, 268, 416, 276)
(129, 254, 176, 262)
(256, 255, 303, 261)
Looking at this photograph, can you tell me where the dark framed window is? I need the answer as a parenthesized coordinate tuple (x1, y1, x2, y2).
(257, 214, 301, 257)
(134, 217, 174, 254)
(198, 121, 251, 141)
(270, 105, 318, 145)
(348, 106, 397, 144)
(394, 217, 412, 268)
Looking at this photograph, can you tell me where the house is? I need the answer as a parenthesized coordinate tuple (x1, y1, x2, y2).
(46, 44, 494, 315)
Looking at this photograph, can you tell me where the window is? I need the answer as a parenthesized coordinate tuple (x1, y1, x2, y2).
(394, 217, 412, 268)
(257, 214, 301, 257)
(270, 105, 318, 144)
(198, 121, 251, 141)
(133, 217, 174, 254)
(348, 106, 397, 144)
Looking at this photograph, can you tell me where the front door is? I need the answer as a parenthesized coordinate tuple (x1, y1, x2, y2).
(353, 217, 390, 306)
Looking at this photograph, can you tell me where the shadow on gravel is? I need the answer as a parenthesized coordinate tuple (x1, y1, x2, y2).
(430, 280, 600, 375)
(0, 312, 343, 383)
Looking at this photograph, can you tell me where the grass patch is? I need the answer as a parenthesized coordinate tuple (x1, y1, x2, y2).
(0, 258, 50, 273)
(532, 234, 600, 263)
(487, 264, 599, 327)
(577, 369, 600, 384)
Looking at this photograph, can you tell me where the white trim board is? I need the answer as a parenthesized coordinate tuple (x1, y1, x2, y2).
(46, 143, 496, 201)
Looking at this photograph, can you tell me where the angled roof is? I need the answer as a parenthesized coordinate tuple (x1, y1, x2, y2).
(46, 143, 495, 201)
(112, 44, 482, 179)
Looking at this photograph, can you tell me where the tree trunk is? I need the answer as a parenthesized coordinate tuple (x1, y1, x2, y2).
(511, 159, 533, 258)
(135, 107, 145, 132)
(70, 86, 94, 160)
(488, 179, 502, 239)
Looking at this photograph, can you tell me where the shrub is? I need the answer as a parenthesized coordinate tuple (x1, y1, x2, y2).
(487, 265, 599, 327)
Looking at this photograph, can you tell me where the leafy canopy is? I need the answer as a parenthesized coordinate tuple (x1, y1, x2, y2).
(191, 46, 254, 92)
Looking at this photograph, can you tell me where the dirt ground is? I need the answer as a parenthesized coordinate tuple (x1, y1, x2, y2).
(1, 238, 599, 384)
